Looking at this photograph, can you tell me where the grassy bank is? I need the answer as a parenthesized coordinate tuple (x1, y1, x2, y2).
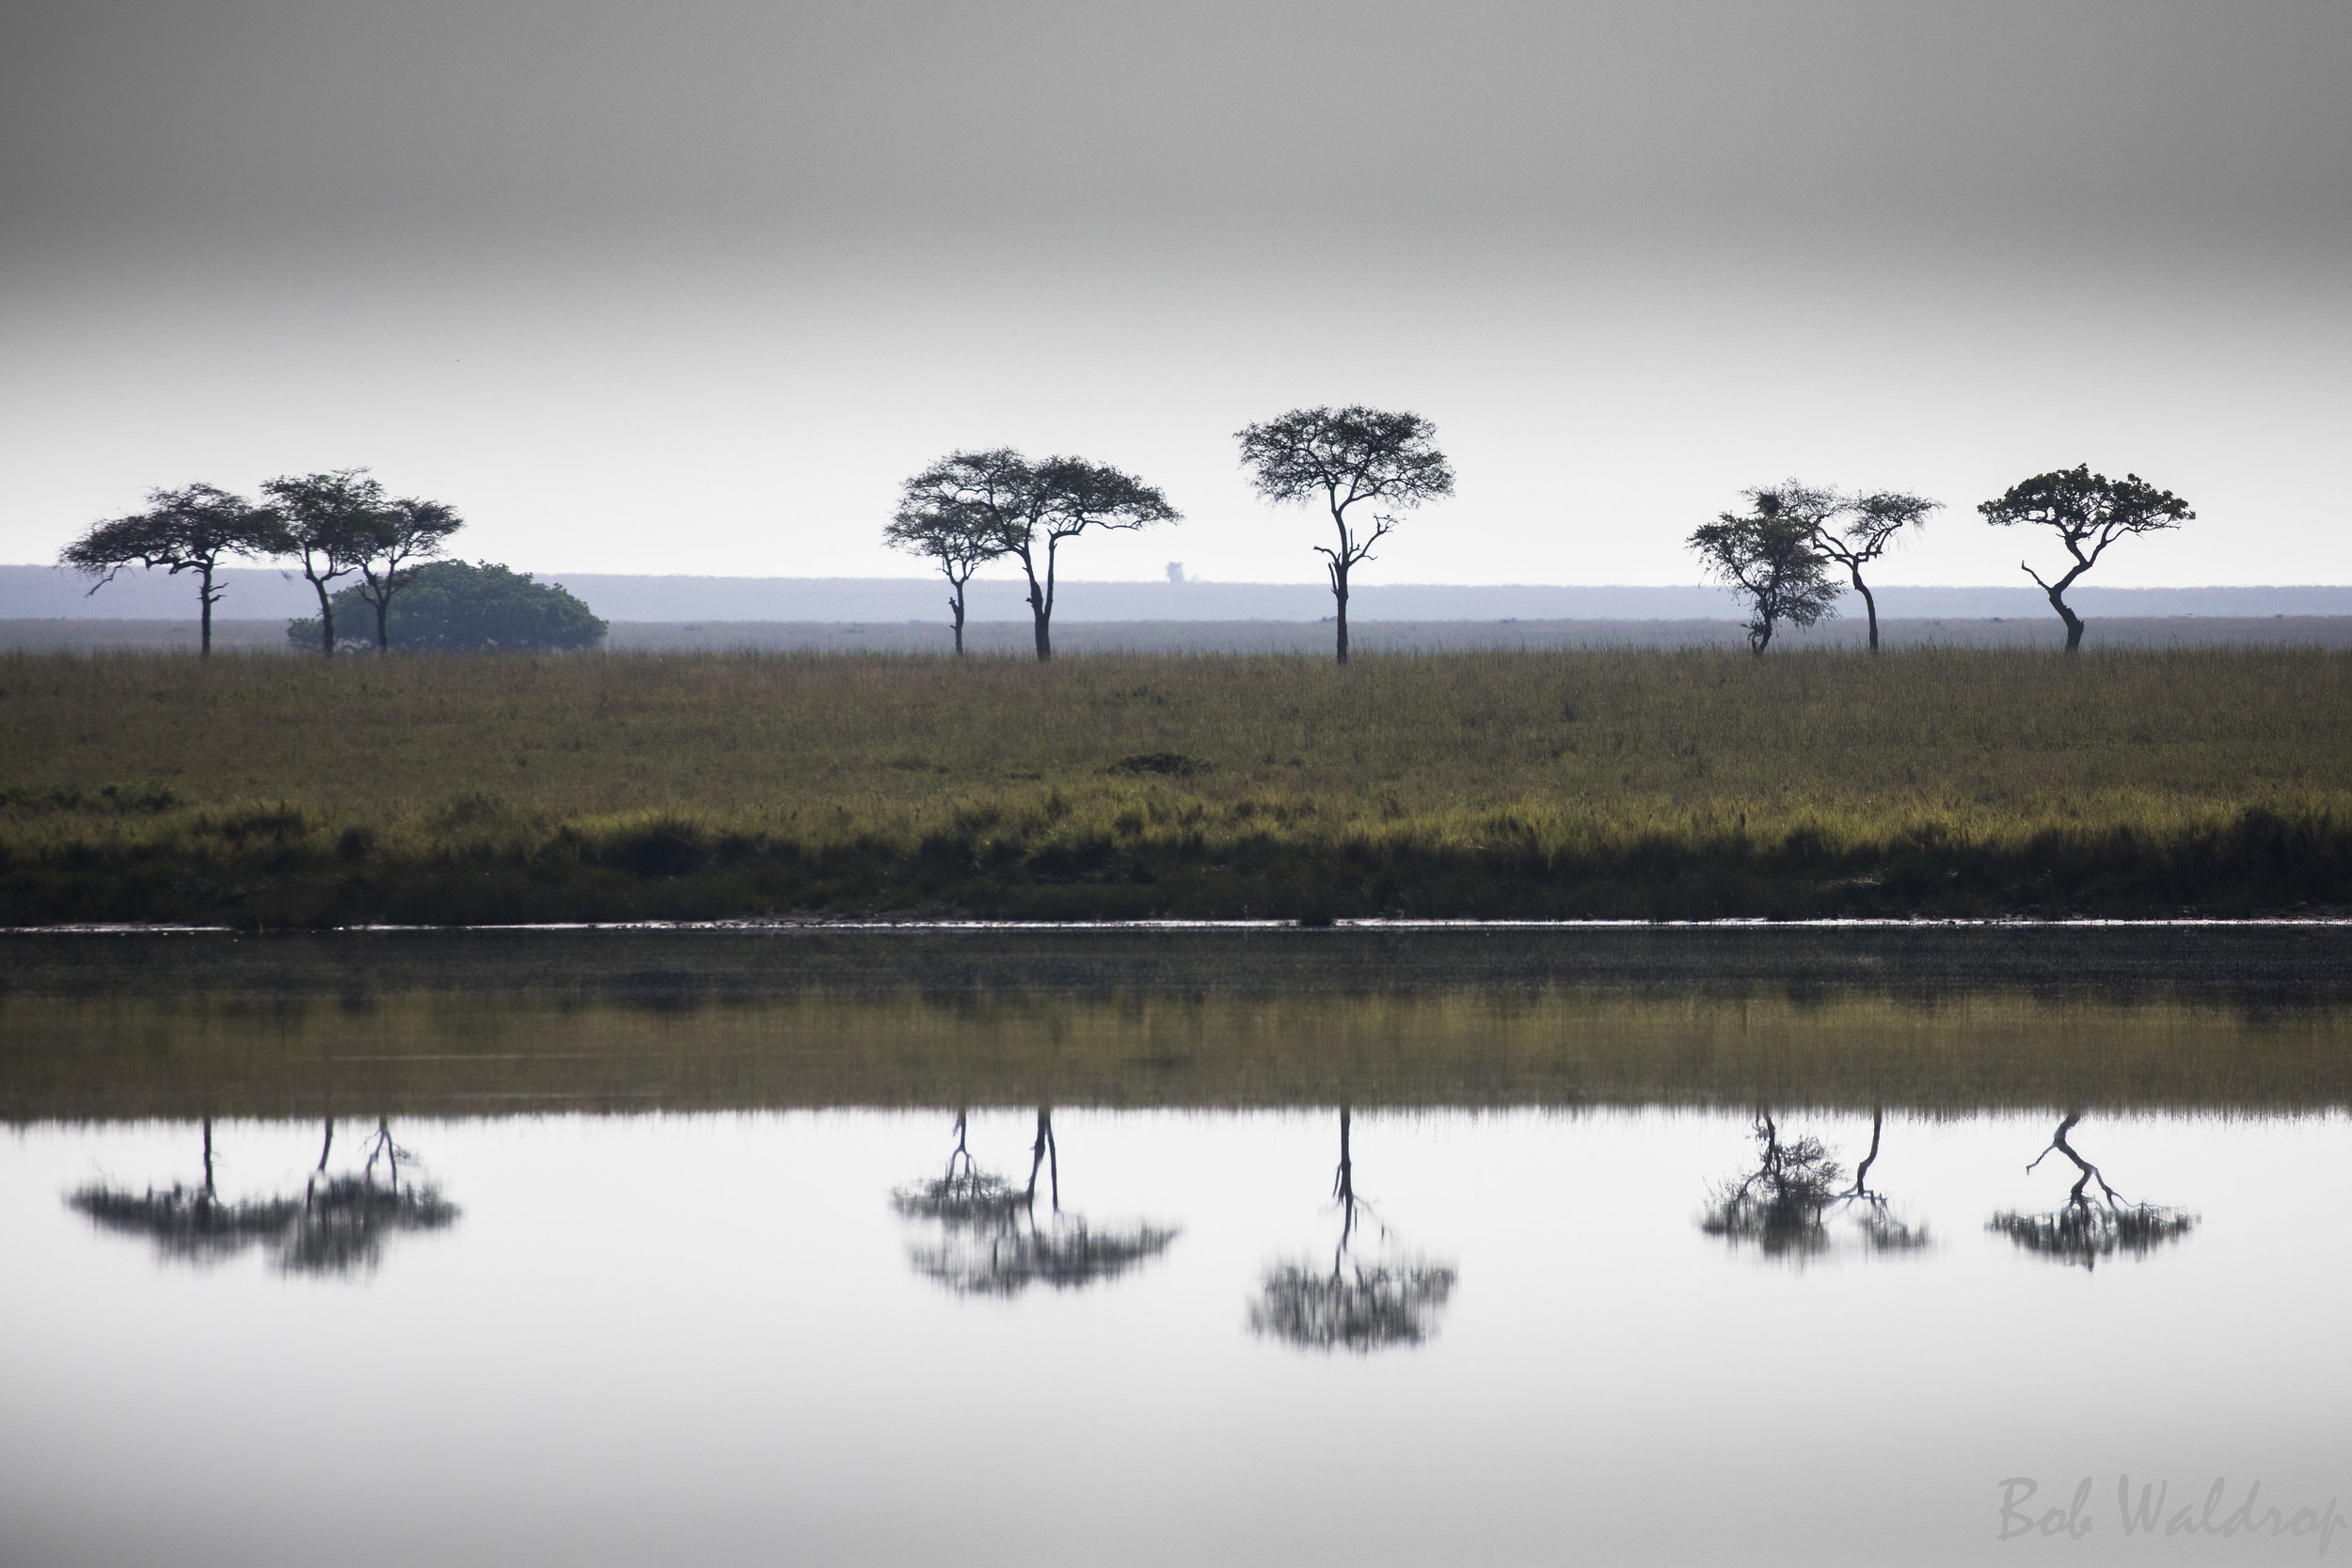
(3, 646, 2349, 923)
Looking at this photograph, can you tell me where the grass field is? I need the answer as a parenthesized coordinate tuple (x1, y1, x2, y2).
(3, 645, 2349, 923)
(11, 614, 2352, 654)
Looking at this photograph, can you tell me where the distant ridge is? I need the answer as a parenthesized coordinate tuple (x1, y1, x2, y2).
(6, 564, 2350, 623)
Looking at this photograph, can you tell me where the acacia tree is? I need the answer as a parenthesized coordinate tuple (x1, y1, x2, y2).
(895, 451, 1035, 653)
(260, 469, 398, 657)
(903, 449, 1178, 662)
(884, 473, 1006, 656)
(1978, 465, 2193, 652)
(1747, 481, 1939, 652)
(58, 483, 288, 656)
(1688, 502, 1839, 656)
(1009, 456, 1180, 661)
(1235, 405, 1454, 665)
(349, 497, 465, 653)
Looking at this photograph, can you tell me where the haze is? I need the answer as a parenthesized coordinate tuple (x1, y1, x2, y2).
(4, 0, 2347, 586)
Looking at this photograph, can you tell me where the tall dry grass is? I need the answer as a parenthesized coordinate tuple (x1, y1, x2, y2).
(3, 645, 2348, 921)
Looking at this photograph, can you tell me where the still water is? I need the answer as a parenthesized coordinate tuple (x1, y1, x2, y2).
(5, 1103, 2348, 1566)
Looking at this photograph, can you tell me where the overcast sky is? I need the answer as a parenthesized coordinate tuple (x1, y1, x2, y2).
(5, 0, 2347, 585)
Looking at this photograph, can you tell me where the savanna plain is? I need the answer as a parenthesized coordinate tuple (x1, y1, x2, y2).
(4, 643, 2348, 926)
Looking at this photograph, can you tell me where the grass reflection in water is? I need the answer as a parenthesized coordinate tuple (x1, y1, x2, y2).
(8, 927, 2352, 1120)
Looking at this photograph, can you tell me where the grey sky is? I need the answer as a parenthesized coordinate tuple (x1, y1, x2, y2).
(5, 1, 2347, 584)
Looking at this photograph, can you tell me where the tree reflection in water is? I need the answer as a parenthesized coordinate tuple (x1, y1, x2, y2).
(1987, 1112, 2196, 1270)
(891, 1109, 1177, 1296)
(279, 1119, 461, 1275)
(1701, 1112, 1843, 1258)
(70, 1117, 458, 1276)
(1704, 1109, 1931, 1259)
(1830, 1107, 1931, 1253)
(1250, 1107, 1456, 1353)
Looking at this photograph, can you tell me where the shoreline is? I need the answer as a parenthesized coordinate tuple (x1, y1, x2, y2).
(9, 913, 2352, 934)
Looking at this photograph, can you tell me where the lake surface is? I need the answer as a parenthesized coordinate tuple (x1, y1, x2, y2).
(4, 927, 2349, 1566)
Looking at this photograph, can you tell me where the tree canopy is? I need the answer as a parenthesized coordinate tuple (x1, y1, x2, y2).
(895, 448, 1177, 660)
(1688, 504, 1839, 656)
(261, 468, 399, 657)
(885, 471, 1008, 656)
(57, 483, 288, 656)
(1979, 465, 2193, 651)
(1745, 481, 1938, 652)
(349, 496, 466, 652)
(1236, 405, 1454, 664)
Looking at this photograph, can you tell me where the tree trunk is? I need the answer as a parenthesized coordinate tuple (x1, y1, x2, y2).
(2038, 582, 2086, 651)
(949, 587, 965, 656)
(374, 594, 390, 653)
(2023, 562, 2089, 653)
(312, 577, 337, 657)
(1030, 541, 1057, 662)
(1852, 571, 1880, 653)
(1335, 1105, 1352, 1200)
(198, 564, 215, 657)
(1012, 544, 1058, 660)
(1331, 1105, 1356, 1259)
(1329, 562, 1350, 665)
(1852, 1107, 1883, 1192)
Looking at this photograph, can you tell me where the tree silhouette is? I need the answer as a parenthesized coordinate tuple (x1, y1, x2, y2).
(70, 1117, 457, 1276)
(261, 469, 399, 657)
(1235, 406, 1454, 665)
(891, 450, 1177, 661)
(1742, 481, 1939, 652)
(1250, 1107, 1455, 1352)
(58, 484, 290, 657)
(1011, 457, 1180, 662)
(1987, 1112, 2195, 1270)
(1978, 466, 2193, 651)
(892, 1109, 1176, 1295)
(348, 497, 465, 653)
(1688, 501, 1840, 656)
(883, 480, 1004, 656)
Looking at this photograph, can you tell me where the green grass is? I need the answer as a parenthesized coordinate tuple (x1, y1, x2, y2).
(3, 644, 2349, 923)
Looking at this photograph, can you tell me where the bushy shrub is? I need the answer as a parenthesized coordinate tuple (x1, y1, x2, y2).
(287, 561, 606, 652)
